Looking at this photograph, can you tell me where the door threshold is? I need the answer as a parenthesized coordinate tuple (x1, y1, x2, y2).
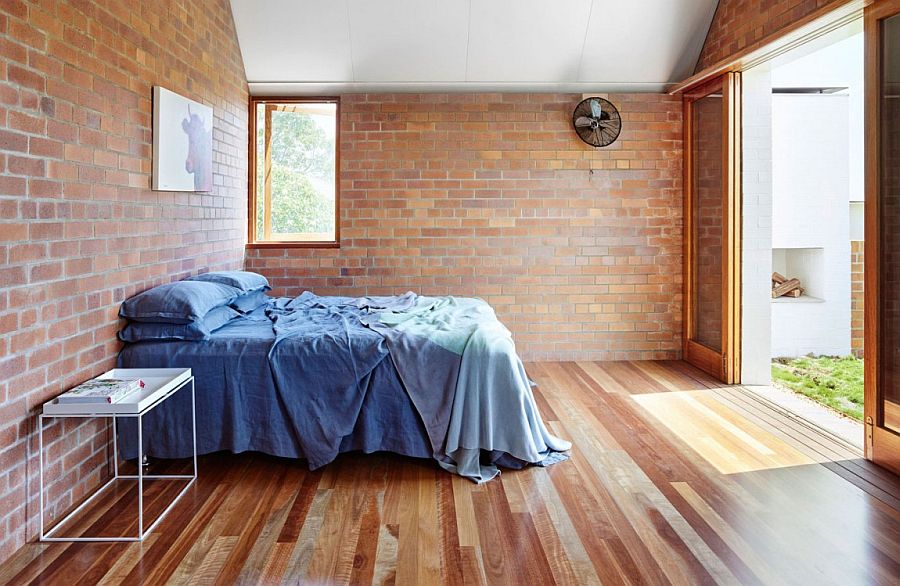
(740, 384, 863, 452)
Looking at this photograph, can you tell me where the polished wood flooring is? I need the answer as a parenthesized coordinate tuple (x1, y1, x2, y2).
(3, 361, 900, 585)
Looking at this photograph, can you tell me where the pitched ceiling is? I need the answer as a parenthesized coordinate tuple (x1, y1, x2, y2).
(230, 0, 718, 95)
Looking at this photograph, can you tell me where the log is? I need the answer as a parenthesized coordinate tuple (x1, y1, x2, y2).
(772, 278, 801, 298)
(772, 272, 787, 285)
(784, 288, 804, 298)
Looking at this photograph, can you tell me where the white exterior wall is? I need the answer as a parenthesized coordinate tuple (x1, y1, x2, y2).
(741, 64, 774, 384)
(771, 33, 864, 203)
(770, 94, 851, 357)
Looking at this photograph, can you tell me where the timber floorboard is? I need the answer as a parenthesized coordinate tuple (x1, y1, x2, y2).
(2, 361, 899, 585)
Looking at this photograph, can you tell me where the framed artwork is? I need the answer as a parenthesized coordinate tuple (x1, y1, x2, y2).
(152, 86, 213, 192)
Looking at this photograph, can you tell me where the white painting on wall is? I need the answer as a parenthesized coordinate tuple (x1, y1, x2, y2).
(152, 86, 213, 192)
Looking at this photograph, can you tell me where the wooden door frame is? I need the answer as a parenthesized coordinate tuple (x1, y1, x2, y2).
(683, 73, 742, 384)
(672, 2, 874, 389)
(864, 0, 900, 470)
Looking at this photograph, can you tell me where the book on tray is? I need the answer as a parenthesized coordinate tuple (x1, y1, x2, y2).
(57, 378, 145, 404)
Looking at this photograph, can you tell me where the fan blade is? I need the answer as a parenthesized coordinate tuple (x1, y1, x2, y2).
(590, 99, 602, 118)
(575, 116, 594, 128)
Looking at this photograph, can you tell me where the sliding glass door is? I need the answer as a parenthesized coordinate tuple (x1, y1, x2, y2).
(683, 74, 742, 383)
(865, 0, 900, 472)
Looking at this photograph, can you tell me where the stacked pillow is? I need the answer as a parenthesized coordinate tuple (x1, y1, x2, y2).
(187, 270, 272, 314)
(118, 271, 271, 342)
(187, 270, 269, 293)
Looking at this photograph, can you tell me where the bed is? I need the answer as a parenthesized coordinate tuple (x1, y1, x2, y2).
(116, 273, 569, 482)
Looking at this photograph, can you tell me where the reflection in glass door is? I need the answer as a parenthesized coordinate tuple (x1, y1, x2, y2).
(881, 12, 900, 435)
(692, 93, 724, 353)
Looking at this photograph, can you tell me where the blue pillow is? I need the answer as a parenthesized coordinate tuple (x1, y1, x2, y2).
(120, 281, 241, 324)
(230, 289, 271, 314)
(118, 306, 239, 342)
(187, 270, 270, 293)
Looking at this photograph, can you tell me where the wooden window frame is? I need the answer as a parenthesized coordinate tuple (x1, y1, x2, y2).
(247, 96, 341, 249)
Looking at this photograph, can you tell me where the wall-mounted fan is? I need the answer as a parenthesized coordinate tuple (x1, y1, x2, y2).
(572, 97, 621, 147)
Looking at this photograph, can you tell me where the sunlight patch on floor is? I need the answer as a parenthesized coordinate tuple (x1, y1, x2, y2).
(632, 390, 819, 474)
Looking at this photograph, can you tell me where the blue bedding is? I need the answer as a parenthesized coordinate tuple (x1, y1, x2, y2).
(117, 293, 569, 482)
(117, 303, 433, 463)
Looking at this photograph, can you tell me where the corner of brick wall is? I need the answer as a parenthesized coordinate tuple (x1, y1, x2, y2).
(0, 0, 248, 563)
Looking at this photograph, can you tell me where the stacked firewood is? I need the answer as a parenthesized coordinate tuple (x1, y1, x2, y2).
(772, 272, 804, 298)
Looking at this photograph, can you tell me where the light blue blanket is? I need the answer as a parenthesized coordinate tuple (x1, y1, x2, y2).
(299, 292, 572, 482)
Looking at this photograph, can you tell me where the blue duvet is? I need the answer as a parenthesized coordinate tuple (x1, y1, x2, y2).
(118, 293, 569, 482)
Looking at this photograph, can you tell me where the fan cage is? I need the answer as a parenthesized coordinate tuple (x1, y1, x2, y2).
(572, 97, 621, 148)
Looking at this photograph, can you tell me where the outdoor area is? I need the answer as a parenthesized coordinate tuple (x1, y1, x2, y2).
(254, 101, 337, 241)
(766, 28, 864, 429)
(741, 22, 865, 442)
(771, 356, 863, 421)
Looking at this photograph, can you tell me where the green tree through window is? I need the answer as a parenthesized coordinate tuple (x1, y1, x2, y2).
(253, 100, 337, 243)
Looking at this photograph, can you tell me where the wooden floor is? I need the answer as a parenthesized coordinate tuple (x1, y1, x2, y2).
(3, 361, 900, 585)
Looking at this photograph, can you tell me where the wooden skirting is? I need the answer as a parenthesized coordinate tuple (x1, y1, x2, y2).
(1, 361, 897, 584)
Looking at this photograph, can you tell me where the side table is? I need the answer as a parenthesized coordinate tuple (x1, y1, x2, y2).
(39, 367, 196, 541)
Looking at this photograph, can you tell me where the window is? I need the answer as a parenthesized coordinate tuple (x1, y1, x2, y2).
(249, 97, 339, 246)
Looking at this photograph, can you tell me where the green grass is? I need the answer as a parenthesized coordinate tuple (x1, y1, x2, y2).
(771, 355, 864, 421)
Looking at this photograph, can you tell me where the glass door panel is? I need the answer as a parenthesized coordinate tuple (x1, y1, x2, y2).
(880, 12, 900, 435)
(683, 73, 741, 383)
(691, 94, 725, 353)
(866, 0, 900, 472)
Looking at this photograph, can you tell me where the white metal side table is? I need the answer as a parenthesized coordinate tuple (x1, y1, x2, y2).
(39, 367, 196, 542)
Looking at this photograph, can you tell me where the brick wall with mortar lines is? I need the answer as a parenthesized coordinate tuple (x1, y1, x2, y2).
(0, 0, 248, 562)
(851, 240, 864, 358)
(246, 93, 684, 362)
(696, 0, 848, 72)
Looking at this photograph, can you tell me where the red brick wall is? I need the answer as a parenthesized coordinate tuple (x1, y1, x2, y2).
(695, 0, 848, 71)
(0, 0, 248, 562)
(246, 93, 684, 361)
(850, 239, 864, 358)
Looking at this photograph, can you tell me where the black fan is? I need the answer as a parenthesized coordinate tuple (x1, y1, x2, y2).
(572, 97, 621, 147)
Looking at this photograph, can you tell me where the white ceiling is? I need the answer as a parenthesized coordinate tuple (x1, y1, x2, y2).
(230, 0, 718, 95)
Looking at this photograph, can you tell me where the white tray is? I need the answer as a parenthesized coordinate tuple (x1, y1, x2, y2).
(42, 368, 192, 416)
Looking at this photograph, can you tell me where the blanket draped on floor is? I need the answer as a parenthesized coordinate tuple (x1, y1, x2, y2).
(270, 292, 570, 482)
